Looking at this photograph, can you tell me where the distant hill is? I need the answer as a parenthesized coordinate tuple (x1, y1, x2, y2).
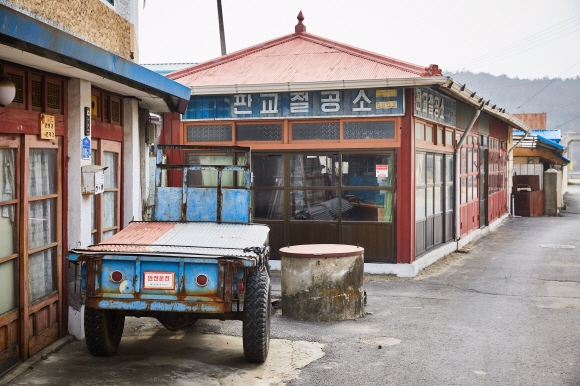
(446, 72, 580, 133)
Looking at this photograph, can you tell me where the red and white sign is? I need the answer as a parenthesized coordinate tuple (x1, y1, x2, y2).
(376, 165, 389, 178)
(143, 272, 175, 290)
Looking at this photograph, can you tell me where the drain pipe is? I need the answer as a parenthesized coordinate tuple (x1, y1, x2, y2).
(454, 106, 482, 241)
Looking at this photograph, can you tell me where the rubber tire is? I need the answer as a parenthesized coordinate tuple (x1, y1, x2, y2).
(243, 269, 271, 363)
(84, 308, 125, 357)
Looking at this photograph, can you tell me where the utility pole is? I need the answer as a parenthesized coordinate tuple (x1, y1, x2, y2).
(217, 0, 227, 56)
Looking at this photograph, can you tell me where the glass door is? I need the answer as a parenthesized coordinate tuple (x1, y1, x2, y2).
(22, 135, 62, 358)
(0, 137, 20, 374)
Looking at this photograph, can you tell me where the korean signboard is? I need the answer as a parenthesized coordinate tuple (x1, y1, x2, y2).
(39, 114, 56, 139)
(184, 88, 404, 120)
(414, 88, 456, 127)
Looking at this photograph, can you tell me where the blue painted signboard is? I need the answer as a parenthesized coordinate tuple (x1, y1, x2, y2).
(183, 88, 404, 120)
(82, 136, 91, 160)
(414, 88, 456, 127)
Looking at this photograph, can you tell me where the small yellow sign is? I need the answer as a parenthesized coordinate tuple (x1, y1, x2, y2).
(376, 89, 398, 98)
(39, 114, 56, 139)
(376, 101, 398, 109)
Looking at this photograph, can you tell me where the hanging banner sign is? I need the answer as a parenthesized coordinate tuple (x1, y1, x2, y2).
(184, 88, 405, 120)
(414, 88, 456, 127)
(39, 114, 56, 139)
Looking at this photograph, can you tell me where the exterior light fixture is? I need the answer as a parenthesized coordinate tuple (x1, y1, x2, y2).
(0, 69, 16, 106)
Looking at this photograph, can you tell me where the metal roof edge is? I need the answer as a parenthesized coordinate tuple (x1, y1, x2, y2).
(168, 31, 427, 82)
(537, 135, 564, 150)
(437, 77, 532, 134)
(189, 77, 449, 96)
(0, 5, 190, 113)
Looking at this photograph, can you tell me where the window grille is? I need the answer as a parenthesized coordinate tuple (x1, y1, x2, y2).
(237, 124, 282, 141)
(344, 121, 395, 139)
(47, 83, 60, 109)
(292, 122, 339, 140)
(32, 81, 42, 108)
(8, 74, 23, 104)
(187, 125, 232, 142)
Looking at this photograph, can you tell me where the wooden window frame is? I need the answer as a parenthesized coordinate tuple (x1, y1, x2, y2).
(44, 76, 63, 115)
(4, 66, 26, 110)
(182, 117, 401, 151)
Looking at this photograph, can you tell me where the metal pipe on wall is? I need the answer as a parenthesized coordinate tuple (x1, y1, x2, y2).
(454, 107, 482, 241)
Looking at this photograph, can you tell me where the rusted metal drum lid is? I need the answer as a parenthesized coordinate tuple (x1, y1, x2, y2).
(279, 244, 363, 258)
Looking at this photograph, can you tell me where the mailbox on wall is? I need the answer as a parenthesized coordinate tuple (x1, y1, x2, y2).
(81, 165, 108, 195)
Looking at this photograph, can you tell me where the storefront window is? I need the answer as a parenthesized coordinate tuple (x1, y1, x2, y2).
(290, 154, 338, 187)
(342, 154, 393, 187)
(291, 190, 339, 221)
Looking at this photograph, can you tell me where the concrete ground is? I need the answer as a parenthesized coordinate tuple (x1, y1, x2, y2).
(4, 181, 580, 385)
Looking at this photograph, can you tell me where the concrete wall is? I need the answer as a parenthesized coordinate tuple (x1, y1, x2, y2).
(1, 0, 135, 60)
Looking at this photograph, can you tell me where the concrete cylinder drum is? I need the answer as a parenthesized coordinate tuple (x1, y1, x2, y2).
(279, 244, 364, 322)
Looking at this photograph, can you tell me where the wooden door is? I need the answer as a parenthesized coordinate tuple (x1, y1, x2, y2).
(21, 135, 62, 358)
(0, 136, 20, 374)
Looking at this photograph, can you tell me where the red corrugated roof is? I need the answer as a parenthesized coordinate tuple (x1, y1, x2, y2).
(168, 32, 428, 87)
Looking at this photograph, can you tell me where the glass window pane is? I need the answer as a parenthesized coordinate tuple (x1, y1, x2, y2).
(91, 195, 96, 232)
(292, 122, 339, 141)
(341, 190, 393, 222)
(186, 154, 245, 188)
(252, 154, 284, 186)
(461, 177, 467, 204)
(425, 126, 433, 143)
(103, 192, 117, 229)
(461, 148, 467, 174)
(103, 230, 116, 241)
(236, 124, 282, 141)
(446, 155, 453, 183)
(290, 190, 339, 221)
(426, 187, 434, 216)
(290, 154, 338, 187)
(253, 190, 284, 220)
(344, 121, 395, 140)
(468, 148, 473, 173)
(446, 185, 453, 212)
(103, 151, 118, 189)
(342, 154, 393, 187)
(473, 148, 478, 172)
(437, 128, 443, 145)
(0, 204, 16, 258)
(446, 131, 453, 146)
(0, 259, 16, 314)
(1, 148, 16, 202)
(416, 188, 426, 220)
(468, 176, 473, 201)
(29, 149, 57, 197)
(415, 123, 425, 141)
(435, 155, 443, 184)
(415, 154, 425, 186)
(28, 198, 56, 250)
(435, 186, 443, 214)
(28, 247, 56, 302)
(426, 155, 434, 185)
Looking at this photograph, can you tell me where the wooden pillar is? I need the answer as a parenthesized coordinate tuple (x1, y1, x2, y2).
(396, 88, 415, 263)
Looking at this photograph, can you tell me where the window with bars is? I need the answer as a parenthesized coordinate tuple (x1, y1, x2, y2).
(8, 74, 23, 104)
(111, 100, 120, 123)
(187, 125, 233, 142)
(47, 83, 60, 109)
(32, 80, 42, 108)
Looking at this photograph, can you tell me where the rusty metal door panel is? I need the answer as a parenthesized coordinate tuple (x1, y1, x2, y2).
(154, 187, 183, 221)
(221, 190, 250, 223)
(185, 188, 217, 221)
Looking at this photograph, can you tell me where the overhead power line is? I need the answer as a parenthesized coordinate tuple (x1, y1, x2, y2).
(447, 13, 580, 72)
(551, 113, 580, 130)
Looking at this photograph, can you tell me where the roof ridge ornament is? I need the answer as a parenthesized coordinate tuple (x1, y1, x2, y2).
(420, 64, 443, 77)
(295, 11, 306, 33)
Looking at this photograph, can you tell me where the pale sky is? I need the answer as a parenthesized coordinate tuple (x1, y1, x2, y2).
(139, 0, 580, 80)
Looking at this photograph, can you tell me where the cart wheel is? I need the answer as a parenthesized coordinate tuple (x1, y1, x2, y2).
(243, 270, 271, 363)
(84, 307, 125, 357)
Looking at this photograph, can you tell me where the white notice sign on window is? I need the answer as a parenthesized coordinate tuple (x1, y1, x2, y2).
(376, 165, 388, 178)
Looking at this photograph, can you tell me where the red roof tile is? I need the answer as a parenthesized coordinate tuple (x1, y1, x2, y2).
(168, 32, 427, 88)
